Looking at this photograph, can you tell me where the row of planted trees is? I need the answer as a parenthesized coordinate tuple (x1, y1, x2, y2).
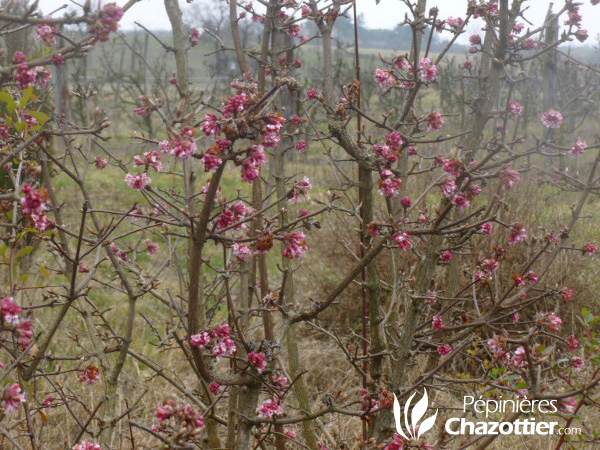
(1, 0, 600, 449)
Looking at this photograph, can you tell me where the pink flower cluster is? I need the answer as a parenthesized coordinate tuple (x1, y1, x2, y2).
(283, 233, 308, 258)
(509, 222, 527, 244)
(189, 27, 202, 46)
(72, 442, 101, 450)
(159, 134, 197, 160)
(257, 397, 283, 418)
(233, 243, 253, 261)
(392, 232, 412, 250)
(14, 52, 51, 91)
(537, 311, 563, 332)
(190, 323, 237, 359)
(20, 184, 51, 231)
(78, 365, 101, 384)
(125, 173, 151, 190)
(1, 383, 25, 413)
(248, 351, 267, 372)
(134, 151, 163, 172)
(89, 3, 124, 42)
(241, 144, 266, 182)
(36, 22, 57, 46)
(419, 57, 438, 83)
(155, 400, 205, 436)
(379, 170, 402, 198)
(375, 68, 396, 89)
(289, 176, 312, 203)
(541, 109, 563, 129)
(217, 201, 247, 230)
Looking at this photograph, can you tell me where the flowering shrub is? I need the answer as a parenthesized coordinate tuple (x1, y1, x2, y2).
(0, 1, 599, 449)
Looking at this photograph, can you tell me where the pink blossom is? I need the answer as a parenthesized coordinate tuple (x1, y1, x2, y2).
(437, 344, 452, 356)
(284, 430, 297, 440)
(145, 239, 159, 255)
(427, 111, 444, 131)
(78, 365, 101, 384)
(509, 101, 524, 116)
(289, 176, 312, 203)
(392, 232, 412, 250)
(469, 34, 482, 45)
(375, 68, 396, 89)
(537, 311, 562, 332)
(2, 297, 22, 325)
(567, 335, 580, 351)
(446, 16, 464, 30)
(232, 243, 253, 261)
(569, 139, 587, 157)
(541, 109, 563, 129)
(209, 382, 221, 395)
(283, 233, 308, 258)
(95, 157, 108, 170)
(16, 320, 34, 348)
(307, 88, 319, 100)
(125, 173, 151, 190)
(248, 351, 267, 372)
(286, 24, 302, 37)
(72, 442, 102, 450)
(296, 140, 307, 152)
(383, 434, 406, 450)
(223, 92, 248, 117)
(51, 53, 65, 66)
(189, 27, 202, 46)
(89, 3, 124, 42)
(513, 346, 528, 368)
(419, 57, 438, 83)
(441, 250, 453, 262)
(201, 114, 221, 137)
(480, 222, 493, 234)
(463, 60, 473, 69)
(20, 184, 51, 231)
(572, 357, 584, 371)
(135, 151, 163, 172)
(389, 57, 408, 73)
(379, 170, 402, 198)
(217, 202, 247, 230)
(502, 168, 520, 189)
(561, 397, 578, 414)
(440, 176, 457, 198)
(452, 192, 470, 209)
(36, 23, 57, 46)
(560, 288, 575, 303)
(202, 153, 223, 172)
(400, 197, 412, 209)
(190, 332, 211, 348)
(585, 242, 597, 255)
(509, 222, 527, 244)
(432, 315, 444, 331)
(257, 398, 282, 418)
(488, 337, 507, 360)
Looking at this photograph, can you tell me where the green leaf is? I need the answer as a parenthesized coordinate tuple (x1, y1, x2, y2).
(0, 91, 13, 104)
(15, 246, 34, 259)
(39, 265, 50, 280)
(27, 110, 50, 125)
(20, 86, 34, 107)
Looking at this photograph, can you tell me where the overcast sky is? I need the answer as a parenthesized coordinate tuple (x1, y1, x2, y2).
(39, 0, 600, 45)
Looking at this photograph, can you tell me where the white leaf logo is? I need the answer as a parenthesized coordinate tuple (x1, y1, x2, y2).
(393, 389, 438, 440)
